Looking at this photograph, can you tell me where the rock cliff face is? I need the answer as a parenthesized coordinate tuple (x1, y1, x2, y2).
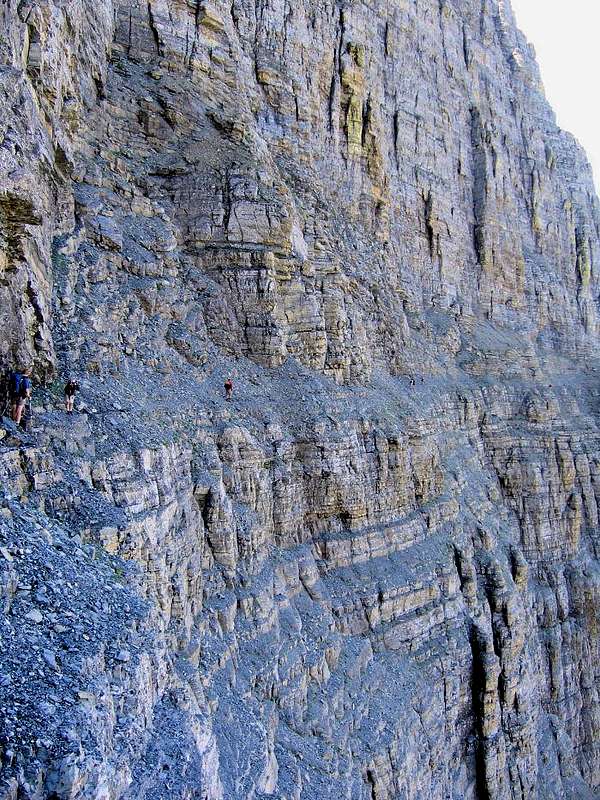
(1, 1, 599, 798)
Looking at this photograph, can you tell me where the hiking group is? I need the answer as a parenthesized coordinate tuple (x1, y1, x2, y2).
(1, 366, 81, 429)
(1, 366, 235, 432)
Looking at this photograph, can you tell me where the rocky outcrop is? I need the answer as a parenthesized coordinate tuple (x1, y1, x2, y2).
(0, 1, 599, 799)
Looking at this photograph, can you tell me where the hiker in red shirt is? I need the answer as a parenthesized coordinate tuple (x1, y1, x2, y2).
(224, 378, 233, 401)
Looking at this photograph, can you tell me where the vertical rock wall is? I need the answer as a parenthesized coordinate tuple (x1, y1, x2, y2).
(0, 1, 599, 799)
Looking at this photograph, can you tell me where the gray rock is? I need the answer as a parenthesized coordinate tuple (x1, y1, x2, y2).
(42, 650, 59, 671)
(115, 650, 130, 663)
(0, 0, 599, 799)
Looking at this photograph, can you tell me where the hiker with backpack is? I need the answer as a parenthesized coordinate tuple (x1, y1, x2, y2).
(10, 367, 32, 426)
(224, 377, 233, 401)
(64, 378, 80, 413)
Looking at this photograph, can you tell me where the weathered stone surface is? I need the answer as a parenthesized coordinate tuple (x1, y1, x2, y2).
(0, 0, 599, 799)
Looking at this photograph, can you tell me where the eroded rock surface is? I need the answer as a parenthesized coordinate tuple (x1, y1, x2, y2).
(0, 0, 599, 798)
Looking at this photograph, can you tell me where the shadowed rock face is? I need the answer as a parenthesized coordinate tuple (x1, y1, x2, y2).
(0, 1, 599, 799)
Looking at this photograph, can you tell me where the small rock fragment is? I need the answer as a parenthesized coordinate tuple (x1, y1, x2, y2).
(115, 649, 130, 662)
(42, 650, 59, 671)
(0, 547, 13, 561)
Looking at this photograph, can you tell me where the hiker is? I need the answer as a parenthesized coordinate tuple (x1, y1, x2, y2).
(224, 377, 233, 401)
(64, 377, 80, 413)
(10, 367, 32, 426)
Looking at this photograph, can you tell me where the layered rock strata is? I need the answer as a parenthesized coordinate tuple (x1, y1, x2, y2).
(0, 1, 599, 799)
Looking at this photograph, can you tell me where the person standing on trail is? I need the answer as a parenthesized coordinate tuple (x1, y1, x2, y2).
(64, 377, 80, 414)
(10, 367, 32, 425)
(224, 377, 233, 401)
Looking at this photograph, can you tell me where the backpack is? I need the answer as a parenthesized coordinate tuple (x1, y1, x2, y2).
(20, 376, 32, 399)
(10, 371, 23, 397)
(10, 372, 31, 399)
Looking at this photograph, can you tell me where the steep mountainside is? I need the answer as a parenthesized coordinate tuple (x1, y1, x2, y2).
(0, 1, 599, 798)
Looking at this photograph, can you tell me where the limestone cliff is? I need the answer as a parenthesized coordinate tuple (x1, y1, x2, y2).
(0, 1, 599, 798)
